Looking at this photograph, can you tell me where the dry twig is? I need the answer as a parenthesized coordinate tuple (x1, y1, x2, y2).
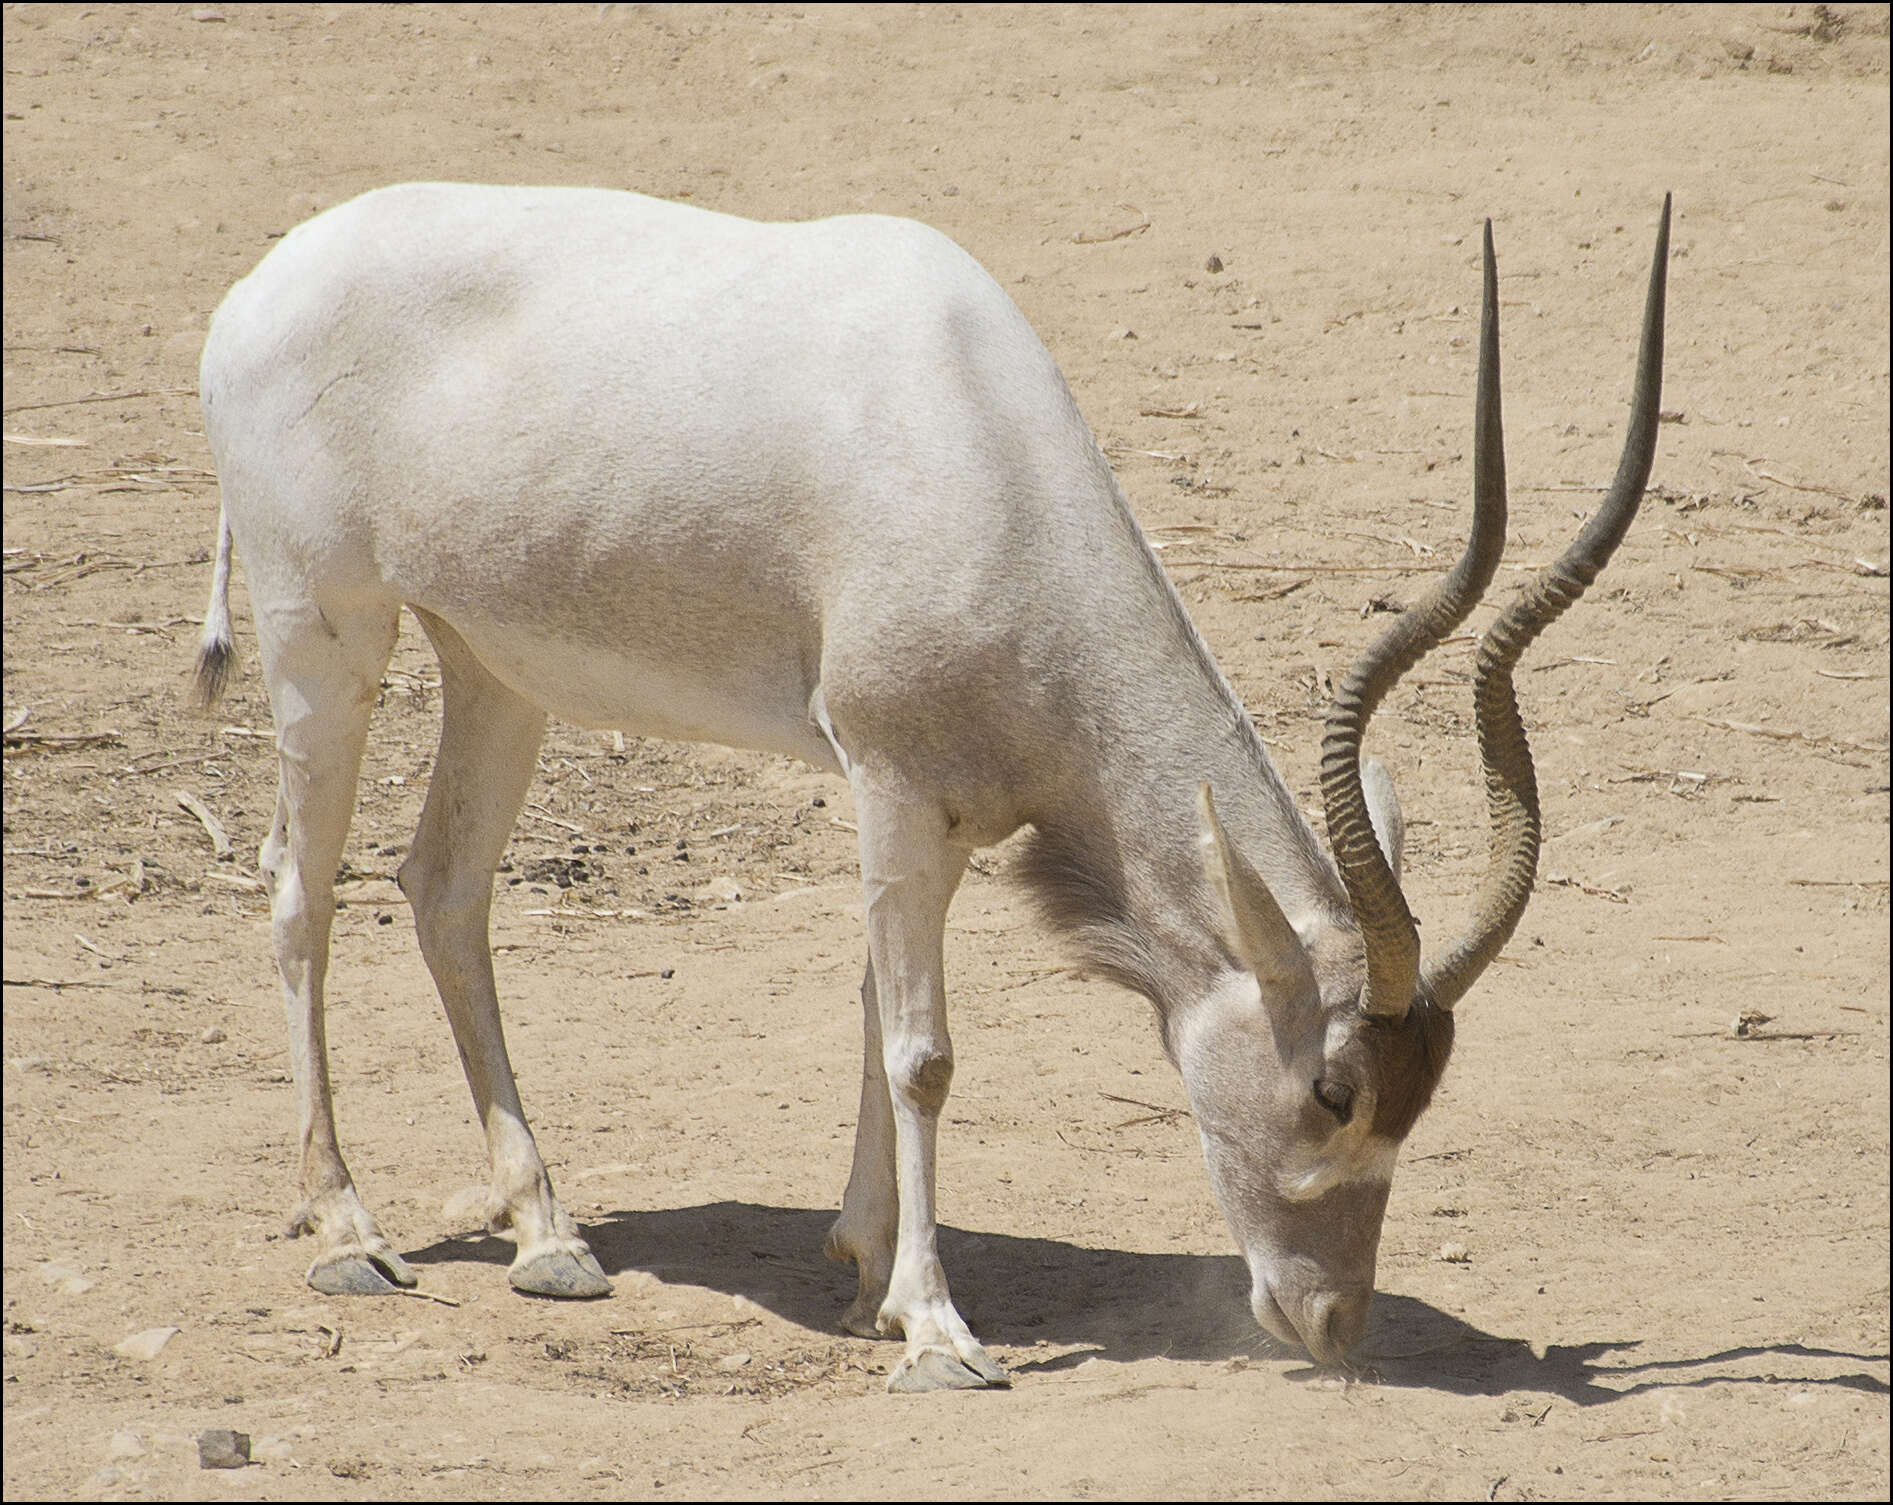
(1073, 204, 1151, 244)
(396, 1288, 461, 1308)
(3, 975, 122, 990)
(1693, 716, 1887, 756)
(522, 804, 584, 833)
(201, 872, 266, 893)
(1099, 1091, 1190, 1128)
(1232, 576, 1311, 603)
(1742, 457, 1862, 501)
(1544, 873, 1629, 903)
(4, 727, 123, 751)
(175, 789, 233, 859)
(2, 387, 197, 415)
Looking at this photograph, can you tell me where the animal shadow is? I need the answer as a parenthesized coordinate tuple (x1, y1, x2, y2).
(419, 1200, 1891, 1405)
(418, 1199, 1260, 1362)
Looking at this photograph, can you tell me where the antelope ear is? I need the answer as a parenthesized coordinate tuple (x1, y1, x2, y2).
(1361, 756, 1405, 882)
(1196, 783, 1318, 999)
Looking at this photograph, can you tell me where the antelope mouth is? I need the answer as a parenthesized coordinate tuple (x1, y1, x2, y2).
(1253, 1284, 1301, 1350)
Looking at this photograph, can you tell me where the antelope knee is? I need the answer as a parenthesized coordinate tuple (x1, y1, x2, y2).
(397, 854, 490, 927)
(885, 1045, 954, 1116)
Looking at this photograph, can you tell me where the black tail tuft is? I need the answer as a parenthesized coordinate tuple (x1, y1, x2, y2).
(191, 631, 234, 710)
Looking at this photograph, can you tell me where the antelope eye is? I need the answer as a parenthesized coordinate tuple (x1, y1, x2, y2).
(1313, 1078, 1356, 1123)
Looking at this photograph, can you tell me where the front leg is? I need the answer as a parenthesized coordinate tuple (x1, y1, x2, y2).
(844, 777, 1008, 1392)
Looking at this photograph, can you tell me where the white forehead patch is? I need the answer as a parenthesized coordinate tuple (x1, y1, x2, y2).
(1276, 1133, 1400, 1203)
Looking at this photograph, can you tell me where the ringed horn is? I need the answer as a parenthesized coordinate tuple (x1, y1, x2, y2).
(1320, 194, 1671, 1018)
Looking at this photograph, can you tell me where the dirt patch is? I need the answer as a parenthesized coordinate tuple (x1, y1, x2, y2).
(4, 4, 1886, 1499)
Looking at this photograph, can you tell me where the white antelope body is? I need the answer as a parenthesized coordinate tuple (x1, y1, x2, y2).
(194, 183, 1667, 1389)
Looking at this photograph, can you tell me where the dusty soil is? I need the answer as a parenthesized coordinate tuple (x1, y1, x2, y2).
(4, 4, 1888, 1499)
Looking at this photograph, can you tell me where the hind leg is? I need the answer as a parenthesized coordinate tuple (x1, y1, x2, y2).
(399, 610, 609, 1298)
(254, 597, 414, 1294)
(824, 954, 898, 1335)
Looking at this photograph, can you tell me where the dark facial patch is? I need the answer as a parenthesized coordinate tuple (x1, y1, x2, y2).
(1362, 993, 1455, 1141)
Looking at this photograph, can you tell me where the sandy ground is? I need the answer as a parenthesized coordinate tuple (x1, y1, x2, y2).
(3, 4, 1888, 1499)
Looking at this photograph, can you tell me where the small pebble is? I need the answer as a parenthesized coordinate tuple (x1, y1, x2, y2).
(115, 1326, 179, 1360)
(38, 1262, 94, 1296)
(197, 1429, 251, 1470)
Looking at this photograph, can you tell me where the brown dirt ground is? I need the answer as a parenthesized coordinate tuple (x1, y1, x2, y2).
(3, 4, 1888, 1499)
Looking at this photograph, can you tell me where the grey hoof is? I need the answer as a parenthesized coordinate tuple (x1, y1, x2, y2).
(308, 1250, 416, 1295)
(510, 1247, 612, 1299)
(887, 1348, 1011, 1393)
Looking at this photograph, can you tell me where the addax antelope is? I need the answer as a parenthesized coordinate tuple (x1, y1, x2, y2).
(193, 184, 1668, 1389)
